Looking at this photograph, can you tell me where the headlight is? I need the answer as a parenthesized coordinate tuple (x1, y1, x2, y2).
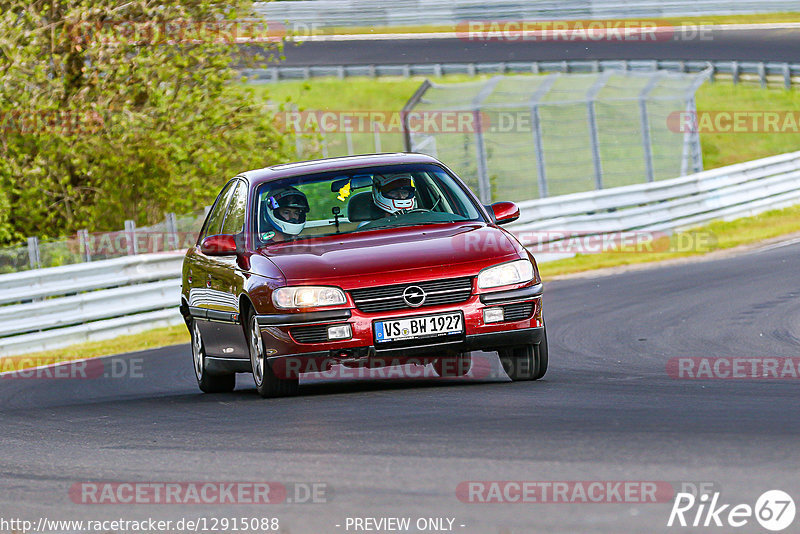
(273, 286, 347, 309)
(477, 259, 534, 289)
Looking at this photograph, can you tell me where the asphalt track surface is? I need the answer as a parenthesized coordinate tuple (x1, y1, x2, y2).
(273, 28, 800, 66)
(2, 239, 799, 533)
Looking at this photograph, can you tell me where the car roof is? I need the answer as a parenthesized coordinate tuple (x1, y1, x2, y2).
(240, 153, 444, 188)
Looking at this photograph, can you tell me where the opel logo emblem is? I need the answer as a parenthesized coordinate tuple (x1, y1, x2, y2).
(402, 285, 426, 307)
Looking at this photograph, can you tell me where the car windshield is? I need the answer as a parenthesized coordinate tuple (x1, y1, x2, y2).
(253, 163, 485, 245)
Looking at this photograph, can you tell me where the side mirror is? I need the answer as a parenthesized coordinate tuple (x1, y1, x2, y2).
(200, 234, 238, 256)
(490, 202, 520, 225)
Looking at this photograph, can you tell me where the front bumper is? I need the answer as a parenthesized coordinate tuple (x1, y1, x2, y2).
(256, 283, 543, 374)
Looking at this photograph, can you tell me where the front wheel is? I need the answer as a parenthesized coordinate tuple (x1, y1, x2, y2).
(191, 319, 235, 393)
(247, 311, 299, 398)
(499, 326, 548, 381)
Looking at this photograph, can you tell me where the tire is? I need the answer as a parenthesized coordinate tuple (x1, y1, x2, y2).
(191, 319, 236, 393)
(499, 324, 548, 381)
(433, 352, 472, 377)
(247, 311, 299, 398)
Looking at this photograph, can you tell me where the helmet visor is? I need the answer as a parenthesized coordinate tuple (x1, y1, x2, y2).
(379, 176, 415, 200)
(268, 190, 309, 224)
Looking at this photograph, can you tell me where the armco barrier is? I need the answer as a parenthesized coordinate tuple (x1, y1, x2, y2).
(254, 0, 799, 28)
(243, 60, 800, 90)
(0, 253, 184, 357)
(507, 151, 800, 261)
(2, 152, 800, 356)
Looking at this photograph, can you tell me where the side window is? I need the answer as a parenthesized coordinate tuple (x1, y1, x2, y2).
(200, 181, 236, 241)
(220, 182, 247, 235)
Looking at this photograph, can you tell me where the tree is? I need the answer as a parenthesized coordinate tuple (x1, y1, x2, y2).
(0, 0, 297, 245)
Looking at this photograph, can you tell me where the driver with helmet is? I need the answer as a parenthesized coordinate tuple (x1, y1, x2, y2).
(260, 186, 310, 242)
(372, 174, 417, 215)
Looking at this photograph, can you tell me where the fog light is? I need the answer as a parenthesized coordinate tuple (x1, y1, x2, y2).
(327, 324, 352, 340)
(483, 308, 504, 324)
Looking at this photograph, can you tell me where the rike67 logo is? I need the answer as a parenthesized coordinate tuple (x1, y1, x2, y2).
(668, 489, 795, 531)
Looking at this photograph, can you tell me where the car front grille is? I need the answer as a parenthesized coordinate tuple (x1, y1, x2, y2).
(350, 277, 473, 313)
(501, 302, 535, 322)
(290, 325, 330, 344)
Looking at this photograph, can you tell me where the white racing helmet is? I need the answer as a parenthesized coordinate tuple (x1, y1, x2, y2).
(372, 174, 417, 214)
(264, 187, 310, 236)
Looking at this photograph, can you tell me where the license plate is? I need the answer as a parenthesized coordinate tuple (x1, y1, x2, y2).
(374, 312, 463, 343)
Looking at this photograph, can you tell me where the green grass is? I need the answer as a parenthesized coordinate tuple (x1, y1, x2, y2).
(310, 13, 800, 35)
(696, 84, 800, 169)
(540, 204, 800, 278)
(0, 324, 189, 373)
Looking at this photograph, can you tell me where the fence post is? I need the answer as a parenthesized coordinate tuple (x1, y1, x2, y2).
(26, 236, 41, 269)
(373, 122, 382, 153)
(586, 71, 611, 190)
(78, 229, 91, 262)
(345, 128, 354, 155)
(319, 118, 329, 158)
(758, 62, 767, 89)
(682, 70, 711, 175)
(689, 97, 704, 174)
(124, 220, 137, 255)
(473, 110, 491, 203)
(165, 213, 178, 252)
(529, 74, 559, 198)
(732, 61, 740, 85)
(470, 76, 503, 203)
(401, 79, 432, 152)
(639, 73, 665, 183)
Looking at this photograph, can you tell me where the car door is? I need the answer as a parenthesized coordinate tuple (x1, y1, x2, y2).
(189, 179, 243, 357)
(208, 179, 250, 358)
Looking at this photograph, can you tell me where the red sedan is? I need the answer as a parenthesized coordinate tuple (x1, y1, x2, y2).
(180, 153, 547, 397)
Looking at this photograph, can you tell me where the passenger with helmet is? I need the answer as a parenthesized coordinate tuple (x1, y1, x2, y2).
(372, 174, 417, 215)
(260, 186, 310, 242)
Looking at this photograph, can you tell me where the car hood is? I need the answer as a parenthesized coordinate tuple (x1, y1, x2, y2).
(258, 223, 523, 288)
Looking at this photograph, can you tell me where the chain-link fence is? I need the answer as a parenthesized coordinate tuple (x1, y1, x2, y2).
(0, 208, 208, 275)
(403, 70, 709, 203)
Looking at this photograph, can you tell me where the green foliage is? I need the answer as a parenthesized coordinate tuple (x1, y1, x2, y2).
(0, 0, 298, 245)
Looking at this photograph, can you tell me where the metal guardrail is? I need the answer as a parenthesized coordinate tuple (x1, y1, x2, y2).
(2, 152, 800, 356)
(254, 0, 799, 28)
(244, 60, 800, 89)
(507, 151, 800, 261)
(0, 254, 184, 357)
